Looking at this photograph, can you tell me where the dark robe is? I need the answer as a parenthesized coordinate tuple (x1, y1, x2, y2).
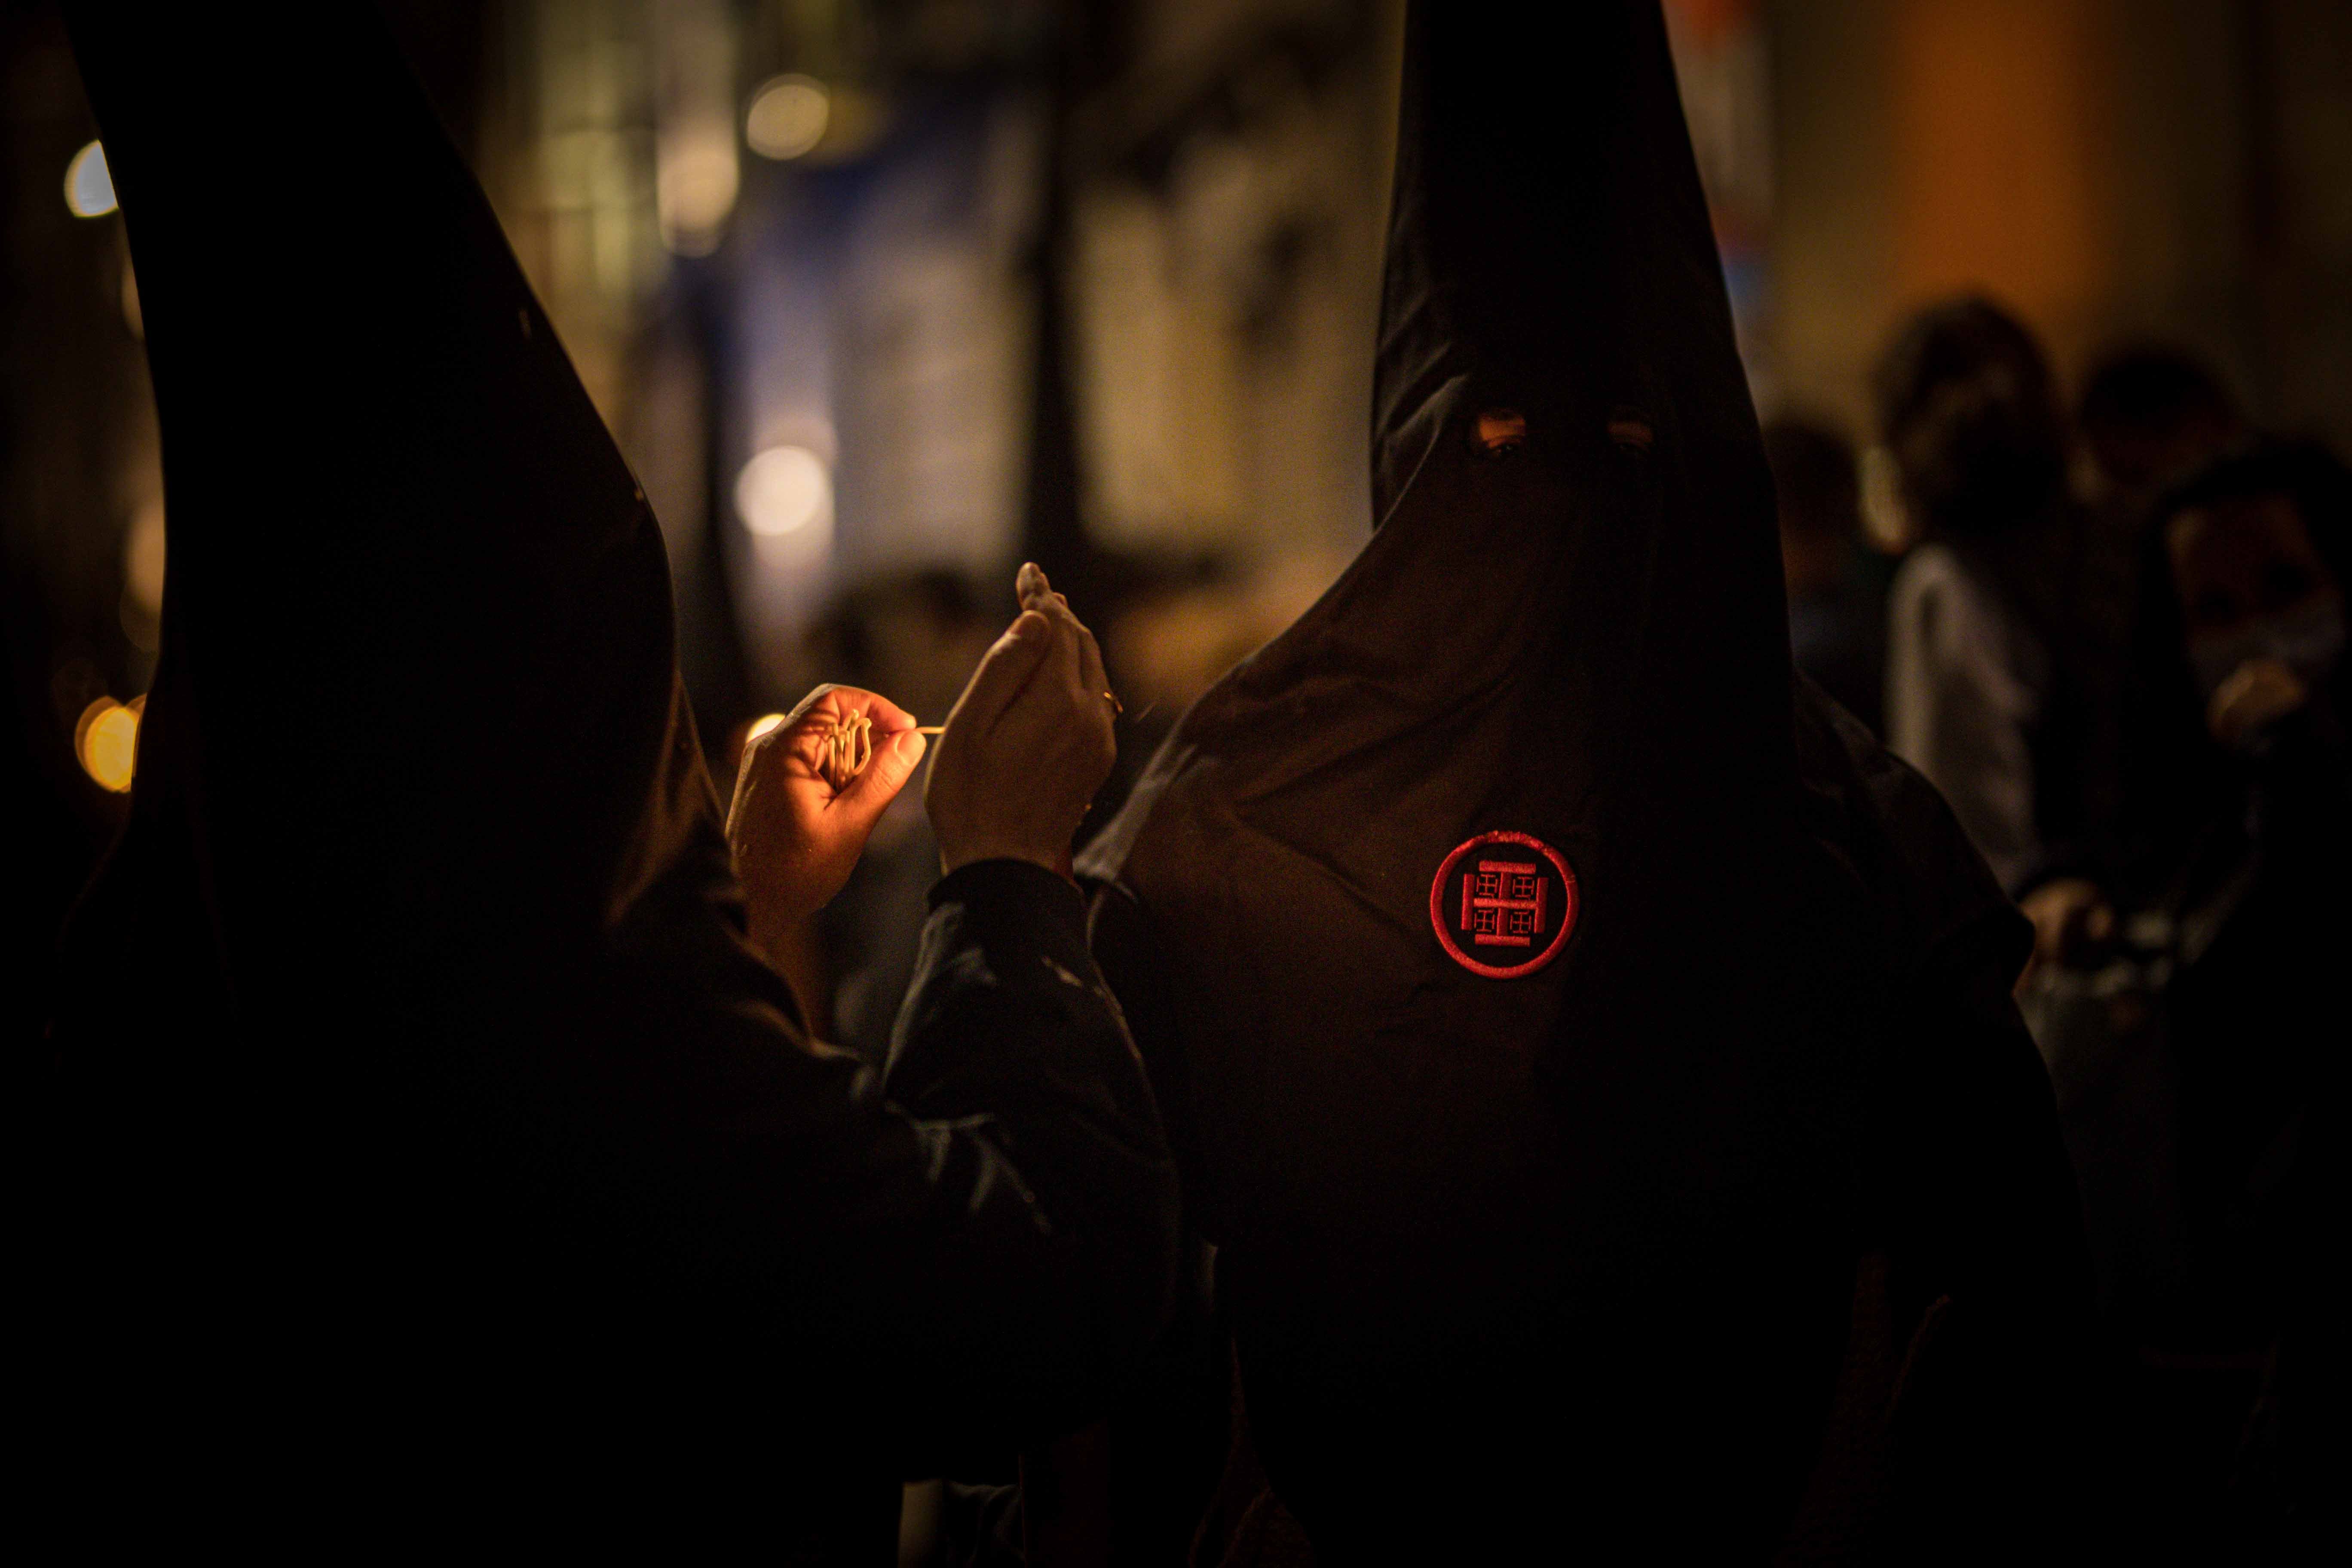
(1078, 2, 2092, 1559)
(36, 6, 1175, 1546)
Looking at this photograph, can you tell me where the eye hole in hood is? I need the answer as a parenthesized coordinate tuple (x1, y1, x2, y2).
(1473, 408, 1528, 457)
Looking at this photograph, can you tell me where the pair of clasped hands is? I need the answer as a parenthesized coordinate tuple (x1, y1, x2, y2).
(725, 564, 1117, 953)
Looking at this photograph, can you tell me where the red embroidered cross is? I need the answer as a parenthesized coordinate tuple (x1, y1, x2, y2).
(1430, 830, 1577, 980)
(1461, 859, 1546, 947)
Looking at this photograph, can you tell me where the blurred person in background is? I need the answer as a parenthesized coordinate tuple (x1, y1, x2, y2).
(2111, 441, 2347, 1552)
(1765, 416, 1886, 732)
(2075, 346, 2249, 741)
(2079, 345, 2247, 524)
(1877, 297, 2113, 971)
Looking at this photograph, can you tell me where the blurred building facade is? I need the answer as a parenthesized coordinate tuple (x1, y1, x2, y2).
(1772, 0, 2352, 463)
(470, 0, 1399, 722)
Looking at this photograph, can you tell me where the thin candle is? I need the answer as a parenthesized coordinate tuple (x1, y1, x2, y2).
(816, 713, 945, 789)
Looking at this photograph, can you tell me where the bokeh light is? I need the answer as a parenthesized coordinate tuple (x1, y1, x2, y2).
(745, 712, 786, 742)
(64, 140, 116, 217)
(746, 75, 830, 161)
(75, 696, 140, 793)
(657, 129, 739, 257)
(735, 444, 831, 538)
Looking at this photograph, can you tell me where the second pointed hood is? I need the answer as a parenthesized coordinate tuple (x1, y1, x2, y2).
(1078, 6, 1879, 1542)
(1088, 0, 1804, 945)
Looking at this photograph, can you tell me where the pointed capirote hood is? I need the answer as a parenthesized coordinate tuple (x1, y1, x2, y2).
(1079, 3, 1878, 1546)
(50, 5, 726, 1289)
(1086, 0, 1807, 992)
(43, 13, 1199, 1496)
(1369, 0, 1795, 771)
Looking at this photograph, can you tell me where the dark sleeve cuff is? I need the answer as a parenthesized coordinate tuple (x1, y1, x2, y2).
(928, 858, 1095, 969)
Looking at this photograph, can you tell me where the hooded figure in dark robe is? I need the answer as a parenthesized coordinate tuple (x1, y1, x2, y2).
(36, 6, 1174, 1547)
(1079, 3, 2092, 1558)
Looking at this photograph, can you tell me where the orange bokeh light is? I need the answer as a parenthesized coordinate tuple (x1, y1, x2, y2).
(75, 695, 142, 793)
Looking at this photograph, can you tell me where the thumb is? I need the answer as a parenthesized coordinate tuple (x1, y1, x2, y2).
(831, 726, 928, 824)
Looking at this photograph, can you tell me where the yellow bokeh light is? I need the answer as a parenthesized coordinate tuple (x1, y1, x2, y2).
(65, 140, 116, 218)
(75, 696, 140, 793)
(746, 75, 830, 161)
(734, 444, 830, 537)
(745, 712, 787, 743)
(657, 130, 739, 257)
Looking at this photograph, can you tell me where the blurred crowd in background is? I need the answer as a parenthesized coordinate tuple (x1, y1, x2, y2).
(5, 0, 2346, 1550)
(1767, 311, 2342, 1544)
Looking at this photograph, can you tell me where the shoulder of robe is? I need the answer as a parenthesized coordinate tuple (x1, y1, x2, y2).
(1075, 729, 1225, 889)
(1793, 674, 2032, 992)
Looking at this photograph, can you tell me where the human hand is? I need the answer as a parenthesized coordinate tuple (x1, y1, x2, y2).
(2206, 657, 2308, 748)
(727, 685, 928, 956)
(925, 564, 1117, 879)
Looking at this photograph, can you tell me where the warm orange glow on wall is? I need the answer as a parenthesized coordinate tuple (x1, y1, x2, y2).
(1892, 0, 2116, 349)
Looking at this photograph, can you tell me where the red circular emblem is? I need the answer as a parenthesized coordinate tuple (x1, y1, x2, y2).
(1429, 831, 1578, 979)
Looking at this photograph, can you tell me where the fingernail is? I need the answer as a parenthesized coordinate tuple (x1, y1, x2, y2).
(894, 729, 928, 758)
